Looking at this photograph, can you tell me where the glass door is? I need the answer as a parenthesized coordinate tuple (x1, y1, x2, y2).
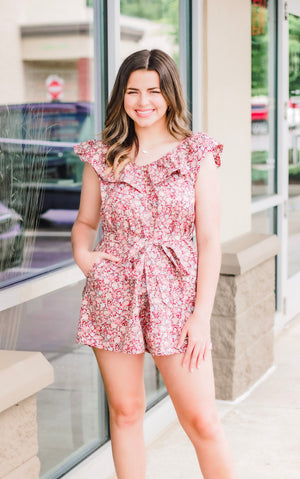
(287, 0, 300, 318)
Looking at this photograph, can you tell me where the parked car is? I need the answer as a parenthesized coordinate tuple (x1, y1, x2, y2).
(251, 95, 300, 133)
(0, 101, 94, 217)
(251, 96, 268, 134)
(288, 98, 300, 128)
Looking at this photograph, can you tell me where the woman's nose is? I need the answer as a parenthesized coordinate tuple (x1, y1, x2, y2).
(137, 92, 149, 106)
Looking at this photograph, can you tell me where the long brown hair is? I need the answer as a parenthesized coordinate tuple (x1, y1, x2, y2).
(101, 49, 192, 179)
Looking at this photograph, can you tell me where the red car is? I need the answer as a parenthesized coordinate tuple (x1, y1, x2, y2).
(251, 97, 268, 134)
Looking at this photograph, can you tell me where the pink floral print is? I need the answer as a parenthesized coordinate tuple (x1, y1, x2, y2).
(74, 132, 223, 355)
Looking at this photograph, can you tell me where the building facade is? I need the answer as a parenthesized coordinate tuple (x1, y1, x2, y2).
(0, 1, 299, 478)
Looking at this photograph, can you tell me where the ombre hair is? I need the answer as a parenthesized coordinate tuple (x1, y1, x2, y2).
(101, 49, 192, 179)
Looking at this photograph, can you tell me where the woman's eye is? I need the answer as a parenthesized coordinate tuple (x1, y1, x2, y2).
(151, 91, 161, 94)
(127, 91, 137, 94)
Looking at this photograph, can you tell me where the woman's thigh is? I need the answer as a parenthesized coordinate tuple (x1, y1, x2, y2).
(92, 348, 146, 413)
(153, 351, 217, 422)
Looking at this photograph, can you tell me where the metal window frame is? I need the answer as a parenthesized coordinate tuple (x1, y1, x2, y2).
(275, 0, 289, 326)
(179, 1, 192, 117)
(257, 0, 300, 327)
(191, 0, 203, 133)
(251, 0, 290, 329)
(94, 0, 120, 133)
(106, 0, 120, 97)
(179, 0, 203, 132)
(282, 0, 300, 321)
(94, 0, 105, 133)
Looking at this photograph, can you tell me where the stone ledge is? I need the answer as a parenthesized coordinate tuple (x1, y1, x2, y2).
(0, 351, 54, 413)
(214, 257, 275, 316)
(221, 232, 280, 275)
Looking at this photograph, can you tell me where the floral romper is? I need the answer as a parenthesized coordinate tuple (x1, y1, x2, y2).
(74, 132, 223, 355)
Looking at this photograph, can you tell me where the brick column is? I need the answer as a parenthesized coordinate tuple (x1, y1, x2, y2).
(211, 233, 280, 400)
(0, 351, 54, 478)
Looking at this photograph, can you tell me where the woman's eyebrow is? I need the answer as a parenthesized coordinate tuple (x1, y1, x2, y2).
(126, 86, 160, 91)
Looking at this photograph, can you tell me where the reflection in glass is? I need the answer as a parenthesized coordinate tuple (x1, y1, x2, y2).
(0, 281, 108, 479)
(288, 14, 300, 278)
(251, 0, 276, 199)
(120, 0, 180, 65)
(251, 208, 276, 235)
(0, 1, 94, 287)
(0, 2, 102, 478)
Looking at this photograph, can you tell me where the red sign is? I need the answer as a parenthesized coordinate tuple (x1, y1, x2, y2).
(46, 75, 64, 101)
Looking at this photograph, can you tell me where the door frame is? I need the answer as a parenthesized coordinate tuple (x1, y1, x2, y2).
(277, 0, 300, 326)
(287, 0, 300, 319)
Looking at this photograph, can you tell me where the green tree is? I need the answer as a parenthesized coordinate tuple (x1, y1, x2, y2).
(289, 14, 300, 95)
(120, 0, 179, 64)
(251, 7, 300, 97)
(120, 0, 171, 21)
(251, 4, 269, 96)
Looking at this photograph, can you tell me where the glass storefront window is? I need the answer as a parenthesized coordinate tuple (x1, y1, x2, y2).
(0, 0, 94, 287)
(251, 0, 277, 199)
(120, 0, 180, 65)
(0, 281, 108, 479)
(288, 13, 300, 278)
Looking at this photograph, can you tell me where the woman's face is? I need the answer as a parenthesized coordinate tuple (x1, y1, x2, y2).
(124, 69, 168, 130)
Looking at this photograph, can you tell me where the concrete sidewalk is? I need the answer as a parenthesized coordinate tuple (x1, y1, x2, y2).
(139, 316, 300, 479)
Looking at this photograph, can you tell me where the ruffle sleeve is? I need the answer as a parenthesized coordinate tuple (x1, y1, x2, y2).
(74, 139, 109, 179)
(188, 132, 223, 180)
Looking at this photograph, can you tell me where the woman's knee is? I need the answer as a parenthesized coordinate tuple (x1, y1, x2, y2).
(109, 397, 146, 428)
(181, 409, 222, 441)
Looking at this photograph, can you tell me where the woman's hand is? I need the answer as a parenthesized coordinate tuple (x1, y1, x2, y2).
(177, 312, 212, 372)
(77, 250, 121, 277)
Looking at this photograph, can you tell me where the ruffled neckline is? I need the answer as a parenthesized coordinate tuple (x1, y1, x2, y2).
(99, 137, 191, 192)
(74, 132, 222, 193)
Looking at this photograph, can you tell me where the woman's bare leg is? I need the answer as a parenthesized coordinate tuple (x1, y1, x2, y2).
(93, 348, 146, 479)
(153, 351, 238, 479)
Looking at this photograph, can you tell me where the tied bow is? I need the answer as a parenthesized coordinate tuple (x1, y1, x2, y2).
(123, 237, 193, 304)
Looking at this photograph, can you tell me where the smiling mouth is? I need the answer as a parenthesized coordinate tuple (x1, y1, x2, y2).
(135, 109, 155, 117)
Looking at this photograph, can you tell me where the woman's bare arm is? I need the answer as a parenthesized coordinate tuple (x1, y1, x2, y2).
(177, 152, 221, 370)
(193, 152, 222, 317)
(71, 163, 101, 256)
(71, 163, 119, 275)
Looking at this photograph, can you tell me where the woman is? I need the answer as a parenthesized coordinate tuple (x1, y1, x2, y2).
(71, 49, 237, 479)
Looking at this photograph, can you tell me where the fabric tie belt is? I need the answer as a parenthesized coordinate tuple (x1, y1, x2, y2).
(120, 236, 193, 304)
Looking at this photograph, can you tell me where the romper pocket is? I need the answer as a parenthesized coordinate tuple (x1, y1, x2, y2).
(86, 257, 118, 280)
(86, 259, 106, 279)
(85, 261, 98, 278)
